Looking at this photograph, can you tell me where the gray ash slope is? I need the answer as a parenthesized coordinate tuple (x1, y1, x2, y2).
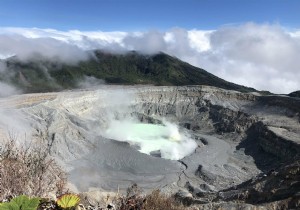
(0, 85, 299, 209)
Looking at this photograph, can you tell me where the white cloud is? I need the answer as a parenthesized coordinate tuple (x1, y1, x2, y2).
(188, 29, 212, 52)
(196, 23, 300, 93)
(0, 34, 91, 64)
(123, 30, 167, 54)
(0, 24, 299, 93)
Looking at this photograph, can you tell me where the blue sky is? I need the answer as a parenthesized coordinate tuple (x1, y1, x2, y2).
(0, 0, 299, 31)
(0, 0, 300, 93)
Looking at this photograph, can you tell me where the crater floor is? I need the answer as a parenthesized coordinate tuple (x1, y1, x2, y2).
(0, 85, 299, 201)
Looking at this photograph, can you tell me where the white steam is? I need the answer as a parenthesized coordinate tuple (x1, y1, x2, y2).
(0, 60, 21, 97)
(77, 76, 105, 89)
(0, 82, 20, 97)
(1, 23, 300, 93)
(94, 89, 197, 160)
(103, 119, 197, 160)
(0, 108, 33, 143)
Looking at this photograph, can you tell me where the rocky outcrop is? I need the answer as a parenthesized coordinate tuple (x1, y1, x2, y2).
(256, 123, 300, 160)
(176, 160, 300, 209)
(209, 105, 256, 134)
(218, 160, 300, 209)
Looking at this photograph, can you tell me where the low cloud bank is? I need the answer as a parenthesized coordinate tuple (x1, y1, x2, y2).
(0, 34, 89, 63)
(0, 23, 300, 93)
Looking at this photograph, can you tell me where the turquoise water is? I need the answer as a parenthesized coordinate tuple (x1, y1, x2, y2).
(103, 121, 197, 160)
(126, 123, 181, 153)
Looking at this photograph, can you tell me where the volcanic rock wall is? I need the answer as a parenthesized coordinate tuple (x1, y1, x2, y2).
(0, 85, 299, 195)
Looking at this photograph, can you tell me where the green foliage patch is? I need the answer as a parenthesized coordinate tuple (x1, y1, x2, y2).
(0, 195, 40, 210)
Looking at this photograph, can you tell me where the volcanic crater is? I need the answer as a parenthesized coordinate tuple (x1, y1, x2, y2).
(1, 85, 299, 207)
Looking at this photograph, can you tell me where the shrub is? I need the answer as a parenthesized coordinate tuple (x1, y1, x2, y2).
(115, 184, 185, 210)
(0, 135, 66, 200)
(143, 190, 186, 210)
(117, 184, 145, 210)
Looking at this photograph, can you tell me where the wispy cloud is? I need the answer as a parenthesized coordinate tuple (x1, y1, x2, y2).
(0, 33, 90, 63)
(0, 23, 299, 93)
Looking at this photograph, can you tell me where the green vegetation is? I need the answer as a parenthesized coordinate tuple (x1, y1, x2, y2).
(2, 51, 256, 93)
(56, 194, 80, 210)
(0, 195, 40, 210)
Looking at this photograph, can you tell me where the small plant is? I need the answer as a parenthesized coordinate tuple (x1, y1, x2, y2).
(56, 194, 80, 209)
(0, 195, 40, 210)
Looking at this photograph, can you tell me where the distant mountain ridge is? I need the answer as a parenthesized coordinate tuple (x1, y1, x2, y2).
(288, 91, 300, 98)
(0, 50, 256, 93)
